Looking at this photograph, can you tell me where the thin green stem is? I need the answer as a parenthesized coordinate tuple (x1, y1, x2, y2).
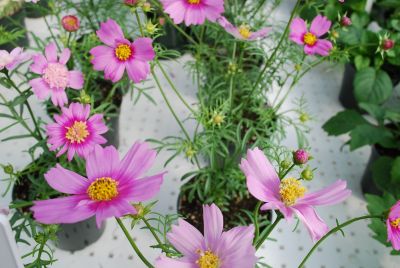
(116, 218, 154, 268)
(280, 164, 296, 179)
(43, 16, 61, 51)
(298, 215, 383, 268)
(142, 217, 163, 247)
(229, 42, 237, 110)
(255, 213, 283, 249)
(156, 61, 196, 115)
(248, 0, 302, 99)
(253, 201, 263, 243)
(135, 9, 145, 36)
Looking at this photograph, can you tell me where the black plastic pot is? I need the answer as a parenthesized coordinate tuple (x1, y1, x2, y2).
(55, 217, 105, 252)
(25, 0, 50, 18)
(104, 111, 120, 148)
(361, 146, 382, 196)
(0, 9, 29, 51)
(156, 22, 189, 53)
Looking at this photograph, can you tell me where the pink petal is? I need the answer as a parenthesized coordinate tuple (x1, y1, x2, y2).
(167, 219, 204, 260)
(45, 164, 89, 194)
(70, 102, 90, 121)
(9, 47, 22, 57)
(86, 145, 120, 180)
(261, 202, 294, 221)
(29, 78, 51, 100)
(95, 200, 136, 228)
(387, 220, 400, 250)
(164, 1, 187, 25)
(104, 61, 125, 83)
(202, 4, 224, 22)
(50, 90, 68, 107)
(96, 19, 125, 47)
(133, 38, 155, 61)
(126, 60, 150, 83)
(59, 48, 71, 64)
(155, 255, 197, 268)
(90, 45, 116, 71)
(117, 142, 156, 180)
(298, 180, 351, 206)
(45, 42, 58, 63)
(30, 54, 48, 74)
(289, 17, 307, 45)
(68, 70, 84, 89)
(31, 195, 94, 225)
(310, 15, 331, 37)
(185, 6, 206, 25)
(203, 204, 223, 250)
(120, 172, 165, 202)
(248, 27, 271, 40)
(312, 39, 333, 56)
(292, 204, 329, 241)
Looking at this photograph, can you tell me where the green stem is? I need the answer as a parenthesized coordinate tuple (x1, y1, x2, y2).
(280, 164, 296, 179)
(255, 213, 283, 249)
(135, 9, 145, 36)
(253, 201, 263, 243)
(248, 0, 302, 98)
(156, 61, 196, 115)
(229, 42, 237, 110)
(298, 215, 383, 268)
(116, 218, 154, 268)
(43, 16, 61, 51)
(142, 217, 163, 247)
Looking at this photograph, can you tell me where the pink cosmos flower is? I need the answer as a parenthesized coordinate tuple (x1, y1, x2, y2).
(29, 42, 84, 107)
(160, 0, 224, 26)
(289, 15, 333, 56)
(240, 148, 351, 241)
(0, 47, 30, 71)
(387, 201, 400, 250)
(31, 142, 165, 228)
(218, 17, 271, 41)
(90, 19, 155, 83)
(46, 102, 108, 161)
(156, 204, 256, 268)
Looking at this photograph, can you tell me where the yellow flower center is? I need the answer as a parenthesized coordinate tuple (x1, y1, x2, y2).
(279, 177, 306, 206)
(187, 0, 201, 4)
(196, 250, 220, 268)
(303, 32, 317, 46)
(65, 121, 89, 144)
(391, 218, 400, 229)
(238, 25, 252, 39)
(115, 44, 132, 61)
(212, 114, 225, 126)
(87, 177, 119, 201)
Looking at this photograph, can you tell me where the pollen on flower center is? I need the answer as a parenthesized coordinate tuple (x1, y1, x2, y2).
(391, 218, 400, 229)
(87, 177, 119, 201)
(187, 0, 201, 4)
(279, 177, 306, 206)
(196, 250, 220, 268)
(115, 44, 132, 61)
(43, 63, 69, 89)
(303, 32, 317, 46)
(239, 25, 252, 39)
(65, 121, 89, 144)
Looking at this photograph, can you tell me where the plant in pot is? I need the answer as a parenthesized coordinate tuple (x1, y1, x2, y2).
(25, 0, 51, 19)
(0, 0, 28, 51)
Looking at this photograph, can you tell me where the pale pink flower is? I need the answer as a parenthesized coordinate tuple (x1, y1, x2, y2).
(240, 148, 351, 241)
(156, 204, 257, 268)
(31, 142, 165, 228)
(29, 42, 84, 107)
(90, 19, 155, 83)
(387, 201, 400, 251)
(160, 0, 224, 26)
(218, 17, 271, 41)
(0, 47, 30, 71)
(289, 15, 333, 56)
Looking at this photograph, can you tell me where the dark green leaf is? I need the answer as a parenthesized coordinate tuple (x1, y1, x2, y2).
(349, 125, 394, 150)
(323, 110, 368, 136)
(354, 68, 393, 104)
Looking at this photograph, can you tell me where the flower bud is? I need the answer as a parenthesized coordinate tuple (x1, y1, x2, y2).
(159, 17, 166, 26)
(331, 30, 339, 39)
(3, 164, 13, 174)
(145, 21, 157, 35)
(212, 113, 225, 126)
(299, 112, 310, 123)
(383, 39, 395, 51)
(280, 159, 292, 170)
(124, 0, 138, 6)
(341, 16, 352, 27)
(80, 91, 92, 104)
(142, 2, 151, 12)
(293, 149, 309, 165)
(61, 15, 80, 32)
(301, 166, 314, 181)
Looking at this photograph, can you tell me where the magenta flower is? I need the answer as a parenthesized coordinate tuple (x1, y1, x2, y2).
(218, 17, 271, 41)
(31, 142, 165, 228)
(90, 19, 155, 83)
(29, 42, 84, 107)
(289, 15, 333, 56)
(46, 102, 108, 161)
(160, 0, 224, 26)
(156, 204, 256, 268)
(387, 201, 400, 250)
(0, 47, 30, 71)
(240, 148, 351, 241)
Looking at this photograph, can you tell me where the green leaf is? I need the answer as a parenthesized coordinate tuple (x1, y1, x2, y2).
(323, 110, 368, 136)
(372, 156, 395, 191)
(354, 55, 370, 70)
(358, 103, 386, 123)
(391, 157, 400, 183)
(354, 68, 393, 104)
(349, 124, 394, 150)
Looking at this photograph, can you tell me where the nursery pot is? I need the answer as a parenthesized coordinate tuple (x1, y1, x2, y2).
(155, 22, 189, 54)
(177, 179, 272, 232)
(0, 9, 29, 51)
(361, 145, 400, 196)
(55, 217, 105, 252)
(25, 0, 50, 18)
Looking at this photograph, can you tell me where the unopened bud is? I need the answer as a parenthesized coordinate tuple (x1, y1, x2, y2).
(301, 166, 314, 181)
(293, 149, 309, 165)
